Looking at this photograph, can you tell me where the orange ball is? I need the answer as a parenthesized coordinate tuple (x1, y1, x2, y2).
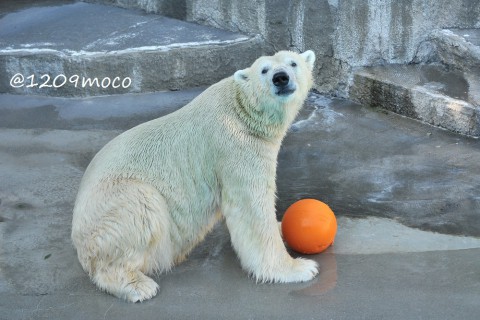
(281, 199, 337, 254)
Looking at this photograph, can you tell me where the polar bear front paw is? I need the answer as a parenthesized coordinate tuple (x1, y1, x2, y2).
(280, 258, 319, 283)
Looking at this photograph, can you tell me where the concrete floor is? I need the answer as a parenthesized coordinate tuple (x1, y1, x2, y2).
(0, 91, 479, 319)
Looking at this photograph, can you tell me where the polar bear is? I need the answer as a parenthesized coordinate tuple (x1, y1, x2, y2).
(72, 50, 318, 302)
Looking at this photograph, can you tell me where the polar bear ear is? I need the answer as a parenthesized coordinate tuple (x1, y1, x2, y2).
(300, 50, 316, 70)
(234, 68, 249, 83)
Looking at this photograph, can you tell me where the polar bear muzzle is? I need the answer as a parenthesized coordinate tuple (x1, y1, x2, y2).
(272, 71, 296, 96)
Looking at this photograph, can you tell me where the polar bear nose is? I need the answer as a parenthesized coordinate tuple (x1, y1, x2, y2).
(272, 72, 289, 87)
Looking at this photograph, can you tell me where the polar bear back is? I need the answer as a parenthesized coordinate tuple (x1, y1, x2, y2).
(73, 78, 253, 233)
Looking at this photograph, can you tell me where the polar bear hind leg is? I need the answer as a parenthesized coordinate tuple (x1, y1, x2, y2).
(75, 179, 173, 302)
(93, 264, 159, 302)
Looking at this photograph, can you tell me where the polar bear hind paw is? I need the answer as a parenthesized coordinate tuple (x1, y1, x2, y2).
(124, 273, 159, 303)
(93, 268, 159, 303)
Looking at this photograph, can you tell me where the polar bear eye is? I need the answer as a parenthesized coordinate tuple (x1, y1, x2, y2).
(291, 62, 297, 67)
(261, 67, 269, 75)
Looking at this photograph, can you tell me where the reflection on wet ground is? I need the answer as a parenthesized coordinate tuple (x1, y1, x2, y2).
(290, 252, 338, 296)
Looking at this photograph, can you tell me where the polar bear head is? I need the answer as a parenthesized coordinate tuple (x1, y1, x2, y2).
(233, 50, 315, 137)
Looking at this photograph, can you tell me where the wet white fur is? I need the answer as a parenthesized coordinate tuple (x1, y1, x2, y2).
(72, 50, 317, 302)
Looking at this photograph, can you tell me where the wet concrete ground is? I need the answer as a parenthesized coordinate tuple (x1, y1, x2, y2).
(280, 94, 480, 236)
(0, 91, 479, 319)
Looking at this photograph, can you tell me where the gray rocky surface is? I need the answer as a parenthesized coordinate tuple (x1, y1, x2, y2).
(184, 0, 480, 95)
(2, 0, 479, 102)
(58, 0, 480, 96)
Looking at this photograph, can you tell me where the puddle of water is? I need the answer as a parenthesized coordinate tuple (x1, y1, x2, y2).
(290, 252, 338, 296)
(418, 66, 469, 101)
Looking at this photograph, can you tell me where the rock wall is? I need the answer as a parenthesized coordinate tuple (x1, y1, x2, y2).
(85, 0, 480, 96)
(187, 0, 479, 96)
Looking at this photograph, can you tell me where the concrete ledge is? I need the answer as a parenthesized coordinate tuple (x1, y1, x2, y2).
(0, 2, 263, 96)
(350, 64, 480, 137)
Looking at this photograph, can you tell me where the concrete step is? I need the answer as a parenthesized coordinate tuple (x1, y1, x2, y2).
(0, 1, 262, 97)
(350, 64, 480, 137)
